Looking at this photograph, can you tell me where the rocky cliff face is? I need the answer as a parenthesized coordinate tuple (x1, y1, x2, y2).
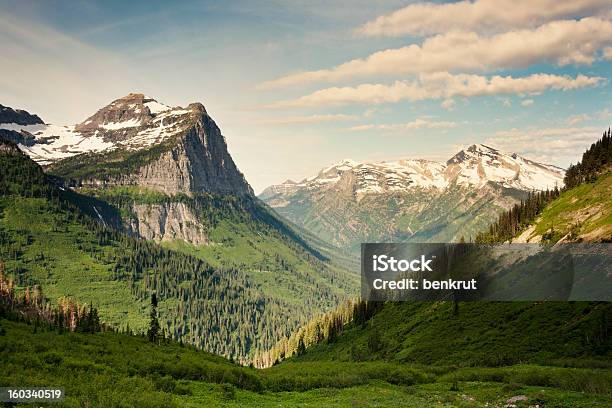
(77, 101, 254, 196)
(125, 202, 208, 244)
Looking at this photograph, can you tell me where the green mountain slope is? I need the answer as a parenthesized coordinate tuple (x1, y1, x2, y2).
(260, 132, 612, 379)
(294, 301, 611, 366)
(517, 172, 612, 243)
(0, 140, 355, 362)
(477, 129, 612, 245)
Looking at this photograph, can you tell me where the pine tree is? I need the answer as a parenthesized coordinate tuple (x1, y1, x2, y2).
(147, 292, 160, 343)
(296, 336, 306, 356)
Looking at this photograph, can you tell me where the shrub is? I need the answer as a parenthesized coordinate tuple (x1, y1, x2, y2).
(220, 383, 236, 400)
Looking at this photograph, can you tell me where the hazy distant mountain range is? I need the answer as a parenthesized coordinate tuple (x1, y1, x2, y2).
(260, 144, 565, 251)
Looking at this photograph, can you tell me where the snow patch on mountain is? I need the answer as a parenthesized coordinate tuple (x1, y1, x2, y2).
(261, 144, 564, 205)
(0, 123, 115, 164)
(0, 94, 198, 164)
(144, 99, 171, 115)
(446, 144, 564, 190)
(100, 118, 142, 130)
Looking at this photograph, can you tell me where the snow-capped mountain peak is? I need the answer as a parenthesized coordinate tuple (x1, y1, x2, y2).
(261, 146, 564, 203)
(0, 94, 201, 164)
(76, 93, 172, 132)
(446, 144, 564, 190)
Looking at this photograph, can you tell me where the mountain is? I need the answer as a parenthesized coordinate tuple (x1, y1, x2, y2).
(0, 96, 356, 363)
(260, 144, 564, 251)
(0, 93, 252, 196)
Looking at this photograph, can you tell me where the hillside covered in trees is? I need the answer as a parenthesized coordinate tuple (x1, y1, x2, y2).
(564, 128, 612, 188)
(0, 139, 354, 363)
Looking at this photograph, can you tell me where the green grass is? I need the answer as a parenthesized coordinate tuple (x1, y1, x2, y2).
(296, 301, 611, 367)
(1, 319, 610, 407)
(534, 172, 612, 242)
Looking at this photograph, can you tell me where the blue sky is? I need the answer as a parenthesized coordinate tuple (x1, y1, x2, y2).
(1, 0, 611, 193)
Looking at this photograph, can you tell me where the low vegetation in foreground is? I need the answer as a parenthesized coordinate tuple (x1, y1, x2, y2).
(1, 318, 611, 407)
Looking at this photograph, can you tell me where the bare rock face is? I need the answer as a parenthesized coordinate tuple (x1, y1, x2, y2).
(126, 202, 209, 244)
(93, 108, 254, 196)
(0, 104, 44, 125)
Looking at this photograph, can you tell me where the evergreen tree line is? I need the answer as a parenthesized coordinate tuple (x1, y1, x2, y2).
(474, 188, 561, 243)
(476, 128, 612, 243)
(252, 299, 383, 368)
(564, 128, 612, 188)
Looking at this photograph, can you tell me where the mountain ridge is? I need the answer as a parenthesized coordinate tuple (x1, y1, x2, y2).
(262, 144, 564, 200)
(259, 145, 565, 251)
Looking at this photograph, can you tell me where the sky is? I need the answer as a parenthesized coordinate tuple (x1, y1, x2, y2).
(1, 0, 611, 193)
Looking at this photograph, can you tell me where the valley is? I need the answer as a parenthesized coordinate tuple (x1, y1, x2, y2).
(0, 95, 610, 406)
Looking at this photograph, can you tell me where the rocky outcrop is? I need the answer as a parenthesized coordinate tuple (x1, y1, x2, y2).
(0, 104, 44, 147)
(0, 104, 44, 125)
(126, 202, 209, 244)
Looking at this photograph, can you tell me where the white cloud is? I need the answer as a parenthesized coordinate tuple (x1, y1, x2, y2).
(268, 73, 603, 108)
(356, 0, 610, 37)
(441, 99, 456, 110)
(255, 114, 357, 125)
(604, 47, 612, 60)
(566, 113, 591, 125)
(499, 97, 512, 107)
(259, 17, 612, 89)
(485, 126, 604, 165)
(521, 99, 534, 106)
(348, 118, 457, 131)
